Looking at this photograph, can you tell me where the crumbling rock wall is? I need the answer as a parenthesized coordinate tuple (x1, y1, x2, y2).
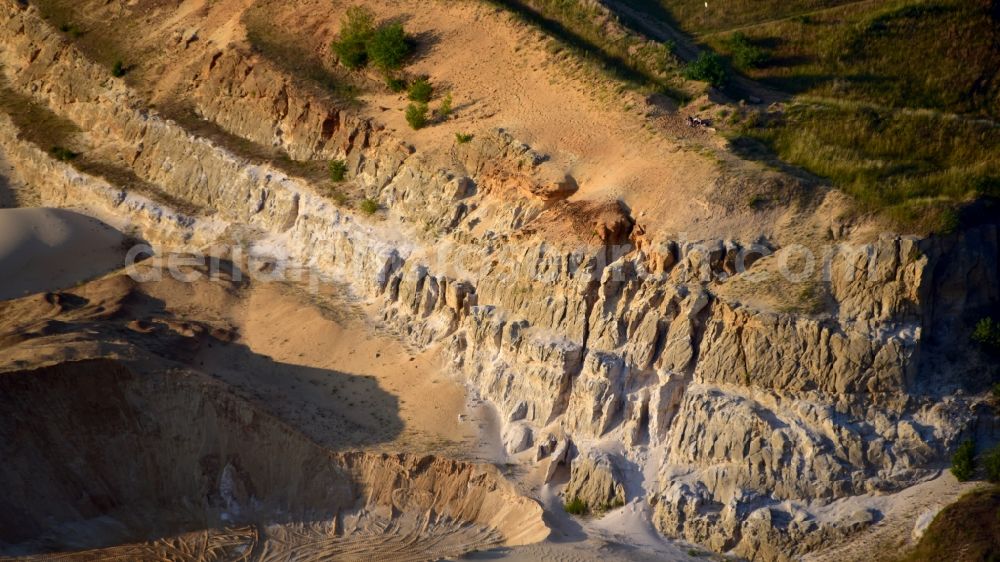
(0, 3, 997, 559)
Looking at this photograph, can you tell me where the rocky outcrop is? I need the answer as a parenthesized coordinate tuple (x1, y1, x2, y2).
(563, 452, 627, 512)
(0, 2, 997, 559)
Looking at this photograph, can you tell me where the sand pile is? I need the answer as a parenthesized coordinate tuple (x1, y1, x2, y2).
(0, 208, 126, 301)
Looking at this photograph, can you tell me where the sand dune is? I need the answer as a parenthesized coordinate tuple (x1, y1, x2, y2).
(0, 208, 126, 301)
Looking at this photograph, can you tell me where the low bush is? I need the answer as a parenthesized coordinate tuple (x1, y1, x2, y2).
(405, 102, 428, 129)
(407, 77, 433, 103)
(111, 60, 126, 78)
(725, 32, 768, 69)
(984, 444, 1000, 483)
(386, 76, 407, 93)
(455, 132, 473, 144)
(972, 317, 1000, 352)
(951, 440, 976, 482)
(684, 52, 727, 87)
(437, 92, 453, 119)
(359, 198, 379, 215)
(328, 159, 347, 182)
(563, 496, 588, 515)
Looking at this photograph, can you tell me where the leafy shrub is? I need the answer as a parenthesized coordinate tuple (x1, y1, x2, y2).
(359, 198, 379, 215)
(407, 77, 433, 102)
(386, 76, 407, 92)
(984, 444, 1000, 483)
(438, 92, 453, 119)
(972, 317, 1000, 352)
(563, 496, 588, 515)
(405, 102, 428, 129)
(328, 159, 348, 182)
(331, 6, 375, 70)
(367, 22, 411, 72)
(684, 52, 727, 87)
(952, 440, 976, 482)
(455, 132, 473, 144)
(725, 32, 768, 69)
(49, 146, 78, 161)
(111, 60, 126, 78)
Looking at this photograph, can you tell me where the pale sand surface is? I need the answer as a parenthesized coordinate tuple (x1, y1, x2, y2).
(0, 208, 125, 301)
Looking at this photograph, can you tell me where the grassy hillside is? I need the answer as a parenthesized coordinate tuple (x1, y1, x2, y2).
(522, 0, 1000, 232)
(899, 486, 1000, 562)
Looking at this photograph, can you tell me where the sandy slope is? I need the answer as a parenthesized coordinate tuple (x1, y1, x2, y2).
(0, 208, 125, 301)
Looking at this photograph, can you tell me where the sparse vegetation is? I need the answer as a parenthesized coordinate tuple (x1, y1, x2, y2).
(683, 52, 727, 87)
(329, 159, 348, 182)
(951, 439, 976, 482)
(405, 102, 429, 130)
(244, 5, 361, 103)
(455, 132, 474, 144)
(972, 317, 1000, 352)
(111, 60, 126, 78)
(407, 77, 433, 103)
(359, 198, 379, 215)
(326, 187, 349, 206)
(563, 496, 588, 515)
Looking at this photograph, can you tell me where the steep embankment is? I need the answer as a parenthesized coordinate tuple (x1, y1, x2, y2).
(0, 358, 547, 560)
(0, 1, 997, 560)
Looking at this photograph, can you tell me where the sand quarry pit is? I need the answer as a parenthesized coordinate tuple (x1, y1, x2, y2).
(0, 215, 548, 560)
(0, 358, 549, 560)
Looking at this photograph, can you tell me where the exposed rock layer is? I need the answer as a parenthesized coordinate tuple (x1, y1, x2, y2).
(0, 2, 997, 559)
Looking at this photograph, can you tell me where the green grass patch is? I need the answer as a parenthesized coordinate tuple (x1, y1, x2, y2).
(739, 101, 999, 232)
(563, 496, 588, 515)
(455, 132, 474, 144)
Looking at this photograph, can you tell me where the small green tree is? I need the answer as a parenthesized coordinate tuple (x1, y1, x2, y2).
(331, 6, 375, 70)
(405, 102, 428, 129)
(367, 22, 411, 73)
(684, 52, 727, 87)
(983, 444, 1000, 483)
(951, 439, 976, 482)
(438, 92, 453, 119)
(407, 77, 433, 103)
(329, 159, 348, 182)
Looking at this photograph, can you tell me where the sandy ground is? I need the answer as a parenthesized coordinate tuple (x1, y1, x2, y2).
(0, 208, 126, 301)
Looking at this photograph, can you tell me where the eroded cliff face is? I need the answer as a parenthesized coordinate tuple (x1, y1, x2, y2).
(0, 2, 997, 559)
